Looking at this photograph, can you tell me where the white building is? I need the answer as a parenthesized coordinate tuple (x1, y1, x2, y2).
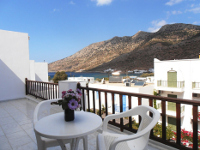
(154, 58, 200, 131)
(0, 30, 48, 101)
(68, 77, 95, 83)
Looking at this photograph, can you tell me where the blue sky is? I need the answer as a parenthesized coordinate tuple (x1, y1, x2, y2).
(0, 0, 200, 63)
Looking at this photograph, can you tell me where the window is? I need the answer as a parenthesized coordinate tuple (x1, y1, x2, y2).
(167, 94, 177, 111)
(168, 71, 177, 87)
(168, 117, 176, 131)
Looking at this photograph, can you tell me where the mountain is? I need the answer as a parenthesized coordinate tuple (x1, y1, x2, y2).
(48, 23, 200, 72)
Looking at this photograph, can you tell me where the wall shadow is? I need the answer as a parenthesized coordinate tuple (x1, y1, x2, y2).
(0, 59, 25, 101)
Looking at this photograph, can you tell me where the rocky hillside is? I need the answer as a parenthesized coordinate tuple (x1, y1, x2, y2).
(48, 23, 200, 72)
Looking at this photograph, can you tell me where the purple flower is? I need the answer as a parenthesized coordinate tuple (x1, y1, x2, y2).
(62, 91, 66, 98)
(68, 99, 78, 110)
(77, 89, 82, 94)
(68, 89, 73, 92)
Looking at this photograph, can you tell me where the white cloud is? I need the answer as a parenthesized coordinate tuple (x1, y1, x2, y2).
(193, 21, 200, 25)
(53, 9, 60, 12)
(188, 7, 200, 13)
(148, 20, 167, 32)
(171, 10, 182, 14)
(167, 10, 182, 16)
(165, 0, 183, 6)
(92, 0, 113, 6)
(69, 1, 75, 5)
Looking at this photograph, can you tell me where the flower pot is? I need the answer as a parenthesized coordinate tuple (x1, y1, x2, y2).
(64, 109, 74, 121)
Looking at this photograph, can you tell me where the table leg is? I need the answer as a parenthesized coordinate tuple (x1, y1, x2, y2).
(83, 135, 88, 150)
(57, 139, 67, 150)
(71, 138, 77, 150)
(74, 136, 88, 150)
(74, 138, 80, 150)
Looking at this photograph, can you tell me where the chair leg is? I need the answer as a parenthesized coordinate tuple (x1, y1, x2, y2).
(35, 132, 45, 150)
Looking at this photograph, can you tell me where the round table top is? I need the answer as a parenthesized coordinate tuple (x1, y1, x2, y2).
(34, 111, 102, 139)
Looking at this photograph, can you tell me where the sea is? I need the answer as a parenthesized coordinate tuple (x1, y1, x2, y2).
(48, 72, 141, 80)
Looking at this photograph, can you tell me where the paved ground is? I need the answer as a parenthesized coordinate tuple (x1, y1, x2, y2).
(0, 98, 162, 150)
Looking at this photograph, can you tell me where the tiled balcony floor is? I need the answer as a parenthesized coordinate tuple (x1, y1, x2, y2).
(0, 98, 165, 150)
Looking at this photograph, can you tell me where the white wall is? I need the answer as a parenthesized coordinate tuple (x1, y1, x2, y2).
(34, 62, 48, 82)
(0, 30, 48, 101)
(0, 30, 29, 101)
(29, 60, 35, 80)
(29, 60, 48, 82)
(154, 58, 200, 131)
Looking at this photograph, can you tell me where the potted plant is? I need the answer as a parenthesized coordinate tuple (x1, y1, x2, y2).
(57, 89, 82, 121)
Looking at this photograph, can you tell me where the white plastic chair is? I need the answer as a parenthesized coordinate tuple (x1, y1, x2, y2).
(33, 99, 72, 150)
(97, 105, 160, 150)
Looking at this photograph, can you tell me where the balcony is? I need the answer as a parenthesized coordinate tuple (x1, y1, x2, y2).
(192, 82, 200, 95)
(1, 79, 200, 150)
(192, 82, 200, 89)
(0, 98, 167, 150)
(157, 80, 185, 92)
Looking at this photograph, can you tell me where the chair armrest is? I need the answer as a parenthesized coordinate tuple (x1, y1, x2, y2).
(33, 102, 40, 126)
(102, 111, 132, 131)
(109, 127, 151, 150)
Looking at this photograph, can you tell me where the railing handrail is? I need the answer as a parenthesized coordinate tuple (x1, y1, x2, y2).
(26, 79, 58, 85)
(78, 86, 200, 106)
(25, 78, 59, 100)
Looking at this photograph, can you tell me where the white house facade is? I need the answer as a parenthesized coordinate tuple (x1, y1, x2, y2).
(0, 30, 48, 101)
(154, 58, 200, 131)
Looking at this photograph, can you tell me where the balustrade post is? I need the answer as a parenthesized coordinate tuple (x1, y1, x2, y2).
(128, 95, 132, 129)
(98, 91, 101, 117)
(105, 92, 108, 116)
(119, 94, 123, 132)
(93, 90, 96, 113)
(176, 103, 181, 146)
(53, 84, 55, 99)
(162, 101, 166, 141)
(193, 105, 198, 150)
(112, 93, 115, 123)
(87, 87, 90, 111)
(82, 89, 85, 111)
(138, 97, 142, 124)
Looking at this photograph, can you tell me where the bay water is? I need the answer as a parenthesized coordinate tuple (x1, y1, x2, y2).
(48, 72, 141, 80)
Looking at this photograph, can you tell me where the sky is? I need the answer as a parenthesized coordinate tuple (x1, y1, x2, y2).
(0, 0, 200, 63)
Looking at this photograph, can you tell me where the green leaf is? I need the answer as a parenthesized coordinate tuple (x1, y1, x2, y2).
(62, 100, 68, 110)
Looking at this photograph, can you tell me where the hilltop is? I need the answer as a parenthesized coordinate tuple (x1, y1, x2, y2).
(48, 23, 200, 72)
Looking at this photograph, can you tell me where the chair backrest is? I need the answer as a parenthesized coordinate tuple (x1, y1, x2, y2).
(106, 105, 160, 150)
(136, 105, 160, 132)
(125, 105, 160, 149)
(33, 99, 62, 126)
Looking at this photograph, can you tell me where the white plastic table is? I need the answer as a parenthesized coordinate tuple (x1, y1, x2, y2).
(34, 111, 102, 150)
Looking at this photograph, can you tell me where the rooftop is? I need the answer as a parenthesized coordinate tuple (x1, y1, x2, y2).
(91, 81, 153, 88)
(0, 97, 173, 150)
